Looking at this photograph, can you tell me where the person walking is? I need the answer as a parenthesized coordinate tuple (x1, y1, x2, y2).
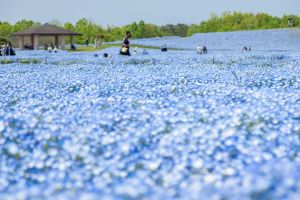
(85, 38, 89, 47)
(94, 38, 98, 49)
(120, 31, 132, 56)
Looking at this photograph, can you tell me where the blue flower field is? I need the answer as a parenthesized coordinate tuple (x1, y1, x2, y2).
(1, 29, 300, 200)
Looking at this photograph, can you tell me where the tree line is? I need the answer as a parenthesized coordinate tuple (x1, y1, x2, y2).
(187, 12, 300, 36)
(0, 12, 299, 45)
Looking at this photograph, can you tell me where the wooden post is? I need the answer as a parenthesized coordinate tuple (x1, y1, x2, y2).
(34, 35, 39, 50)
(59, 35, 65, 50)
(70, 35, 74, 48)
(19, 36, 25, 49)
(30, 35, 34, 47)
(55, 35, 59, 48)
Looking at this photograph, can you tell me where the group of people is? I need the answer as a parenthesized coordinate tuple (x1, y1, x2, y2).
(243, 46, 252, 51)
(0, 43, 16, 56)
(85, 38, 102, 49)
(44, 43, 58, 53)
(118, 31, 210, 57)
(196, 45, 208, 54)
(133, 47, 148, 55)
(1, 31, 253, 58)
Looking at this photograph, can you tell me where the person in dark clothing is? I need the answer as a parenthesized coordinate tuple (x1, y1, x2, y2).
(50, 42, 55, 49)
(120, 31, 132, 56)
(243, 46, 251, 51)
(70, 44, 76, 50)
(161, 44, 168, 52)
(4, 43, 15, 56)
(24, 43, 30, 50)
(104, 53, 112, 58)
(203, 46, 207, 54)
(85, 38, 89, 47)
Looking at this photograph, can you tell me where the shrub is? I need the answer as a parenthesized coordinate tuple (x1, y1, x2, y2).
(0, 59, 13, 64)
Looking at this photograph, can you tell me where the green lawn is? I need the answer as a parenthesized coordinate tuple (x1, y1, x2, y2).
(68, 44, 183, 52)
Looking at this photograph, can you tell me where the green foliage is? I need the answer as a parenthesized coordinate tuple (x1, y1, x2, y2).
(18, 59, 31, 64)
(31, 59, 42, 64)
(187, 12, 300, 36)
(0, 36, 10, 45)
(160, 24, 189, 37)
(14, 59, 41, 64)
(0, 59, 13, 64)
(12, 19, 40, 33)
(63, 22, 75, 44)
(0, 21, 12, 39)
(0, 58, 42, 65)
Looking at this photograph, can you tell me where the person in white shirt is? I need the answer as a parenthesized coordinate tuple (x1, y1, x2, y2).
(197, 45, 207, 54)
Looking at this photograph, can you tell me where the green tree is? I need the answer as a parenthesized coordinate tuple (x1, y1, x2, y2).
(12, 19, 39, 32)
(74, 18, 95, 44)
(0, 22, 12, 39)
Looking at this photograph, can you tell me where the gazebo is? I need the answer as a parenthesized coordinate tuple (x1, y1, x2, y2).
(12, 23, 82, 50)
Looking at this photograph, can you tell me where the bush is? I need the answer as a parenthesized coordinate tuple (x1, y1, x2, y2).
(0, 59, 13, 64)
(19, 59, 31, 64)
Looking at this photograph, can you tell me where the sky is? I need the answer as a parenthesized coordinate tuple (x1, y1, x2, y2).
(1, 0, 300, 26)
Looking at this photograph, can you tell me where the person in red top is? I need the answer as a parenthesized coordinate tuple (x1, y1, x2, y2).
(120, 31, 132, 56)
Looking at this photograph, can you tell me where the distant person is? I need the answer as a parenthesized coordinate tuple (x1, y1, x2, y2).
(9, 43, 15, 55)
(94, 38, 98, 48)
(24, 43, 30, 50)
(243, 46, 251, 51)
(71, 44, 76, 50)
(142, 49, 148, 55)
(203, 46, 207, 54)
(133, 47, 138, 55)
(120, 31, 132, 56)
(53, 46, 58, 53)
(0, 44, 5, 56)
(161, 44, 168, 52)
(104, 53, 112, 58)
(5, 43, 16, 56)
(196, 45, 202, 54)
(196, 45, 207, 54)
(47, 46, 53, 53)
(1, 44, 7, 55)
(0, 44, 7, 55)
(85, 38, 89, 47)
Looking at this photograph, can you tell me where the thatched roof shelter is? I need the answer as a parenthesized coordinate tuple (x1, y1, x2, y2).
(12, 23, 82, 50)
